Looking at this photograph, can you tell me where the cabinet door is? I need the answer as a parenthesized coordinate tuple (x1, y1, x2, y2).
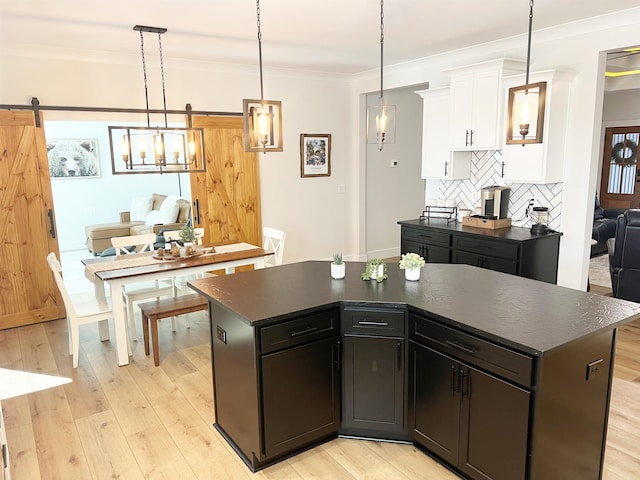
(450, 70, 501, 150)
(343, 336, 405, 436)
(262, 336, 341, 459)
(469, 69, 500, 149)
(402, 239, 450, 263)
(452, 251, 518, 275)
(409, 341, 460, 466)
(417, 88, 471, 180)
(458, 365, 530, 480)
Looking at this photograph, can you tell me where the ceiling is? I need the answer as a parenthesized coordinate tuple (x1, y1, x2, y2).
(1, 0, 639, 75)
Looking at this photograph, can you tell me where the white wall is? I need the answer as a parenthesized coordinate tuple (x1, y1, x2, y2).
(45, 120, 186, 251)
(0, 54, 354, 264)
(352, 8, 640, 290)
(365, 87, 425, 259)
(2, 8, 640, 288)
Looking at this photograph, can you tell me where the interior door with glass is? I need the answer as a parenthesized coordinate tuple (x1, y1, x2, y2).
(600, 126, 640, 209)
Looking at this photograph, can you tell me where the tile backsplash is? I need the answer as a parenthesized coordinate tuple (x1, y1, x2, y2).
(439, 150, 562, 230)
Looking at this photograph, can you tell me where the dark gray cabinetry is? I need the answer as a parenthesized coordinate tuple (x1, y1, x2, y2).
(452, 235, 518, 275)
(399, 219, 561, 283)
(400, 225, 451, 263)
(341, 306, 408, 440)
(409, 313, 531, 480)
(211, 304, 341, 471)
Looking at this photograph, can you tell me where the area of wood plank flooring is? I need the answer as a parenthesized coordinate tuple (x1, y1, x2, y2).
(1, 275, 638, 479)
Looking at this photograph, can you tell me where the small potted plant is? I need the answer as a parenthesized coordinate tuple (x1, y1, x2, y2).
(179, 224, 196, 244)
(361, 258, 387, 282)
(399, 252, 426, 281)
(331, 253, 345, 279)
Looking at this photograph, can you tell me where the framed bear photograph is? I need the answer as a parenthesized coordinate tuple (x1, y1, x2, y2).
(47, 138, 101, 178)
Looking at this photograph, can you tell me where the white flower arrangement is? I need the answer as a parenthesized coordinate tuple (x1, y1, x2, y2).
(399, 253, 426, 270)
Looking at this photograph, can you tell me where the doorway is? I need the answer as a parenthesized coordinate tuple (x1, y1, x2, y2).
(599, 126, 640, 209)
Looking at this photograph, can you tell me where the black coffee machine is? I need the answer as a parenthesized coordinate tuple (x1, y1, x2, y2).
(480, 186, 510, 219)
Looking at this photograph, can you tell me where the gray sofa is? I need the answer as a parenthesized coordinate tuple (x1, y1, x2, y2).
(85, 193, 191, 254)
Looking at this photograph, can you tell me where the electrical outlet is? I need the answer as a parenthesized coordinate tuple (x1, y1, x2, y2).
(216, 326, 227, 344)
(586, 358, 603, 380)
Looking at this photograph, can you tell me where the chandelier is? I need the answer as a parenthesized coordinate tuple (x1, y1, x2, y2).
(108, 25, 206, 174)
(242, 0, 283, 153)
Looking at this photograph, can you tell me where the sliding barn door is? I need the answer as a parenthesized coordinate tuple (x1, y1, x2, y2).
(0, 111, 65, 329)
(189, 116, 262, 246)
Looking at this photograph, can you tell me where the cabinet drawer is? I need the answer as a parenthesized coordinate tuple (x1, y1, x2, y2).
(410, 313, 533, 388)
(260, 309, 338, 354)
(453, 235, 518, 261)
(403, 239, 450, 263)
(342, 306, 405, 337)
(402, 227, 451, 248)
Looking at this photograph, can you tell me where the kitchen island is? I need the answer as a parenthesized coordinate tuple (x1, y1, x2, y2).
(189, 261, 640, 479)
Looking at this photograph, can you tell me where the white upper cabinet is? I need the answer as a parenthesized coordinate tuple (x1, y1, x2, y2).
(445, 59, 525, 151)
(501, 69, 575, 184)
(416, 87, 470, 179)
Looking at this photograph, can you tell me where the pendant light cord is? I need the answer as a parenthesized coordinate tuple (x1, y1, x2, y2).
(138, 29, 169, 128)
(158, 32, 168, 128)
(256, 0, 264, 101)
(379, 0, 384, 100)
(525, 0, 533, 85)
(139, 31, 151, 127)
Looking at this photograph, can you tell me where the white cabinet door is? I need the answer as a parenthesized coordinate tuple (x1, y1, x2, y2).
(446, 59, 524, 151)
(501, 70, 574, 183)
(449, 76, 475, 149)
(450, 69, 501, 150)
(417, 87, 470, 179)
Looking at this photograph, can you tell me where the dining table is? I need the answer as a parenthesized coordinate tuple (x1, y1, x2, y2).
(83, 242, 270, 366)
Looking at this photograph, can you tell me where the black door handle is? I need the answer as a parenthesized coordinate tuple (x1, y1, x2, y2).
(47, 209, 56, 239)
(193, 199, 200, 225)
(396, 341, 402, 371)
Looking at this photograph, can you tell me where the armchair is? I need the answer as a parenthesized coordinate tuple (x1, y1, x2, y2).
(608, 209, 640, 303)
(592, 195, 626, 257)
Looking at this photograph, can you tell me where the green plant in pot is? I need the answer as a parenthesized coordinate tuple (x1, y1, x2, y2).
(179, 224, 196, 244)
(361, 258, 387, 282)
(399, 252, 425, 281)
(331, 253, 345, 279)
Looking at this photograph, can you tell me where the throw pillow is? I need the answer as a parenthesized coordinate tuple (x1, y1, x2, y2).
(158, 196, 180, 224)
(130, 196, 154, 222)
(145, 210, 162, 226)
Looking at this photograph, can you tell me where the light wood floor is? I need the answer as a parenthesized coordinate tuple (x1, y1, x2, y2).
(1, 288, 639, 479)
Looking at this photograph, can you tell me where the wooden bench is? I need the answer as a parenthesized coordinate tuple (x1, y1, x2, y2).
(138, 294, 208, 366)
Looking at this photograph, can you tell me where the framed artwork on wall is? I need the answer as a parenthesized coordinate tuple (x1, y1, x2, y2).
(300, 133, 331, 177)
(47, 139, 100, 178)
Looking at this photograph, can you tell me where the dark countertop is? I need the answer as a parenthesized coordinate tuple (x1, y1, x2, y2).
(398, 218, 562, 242)
(188, 261, 640, 356)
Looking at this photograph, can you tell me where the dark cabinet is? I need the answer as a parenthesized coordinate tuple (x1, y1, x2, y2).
(399, 219, 561, 283)
(410, 341, 530, 480)
(409, 313, 531, 480)
(341, 306, 408, 440)
(262, 335, 341, 458)
(401, 225, 451, 263)
(210, 304, 341, 471)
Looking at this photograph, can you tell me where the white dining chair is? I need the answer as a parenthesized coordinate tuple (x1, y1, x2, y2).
(111, 233, 177, 341)
(47, 252, 117, 368)
(263, 227, 286, 267)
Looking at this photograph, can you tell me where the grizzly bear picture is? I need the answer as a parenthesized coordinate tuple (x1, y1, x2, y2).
(47, 139, 100, 178)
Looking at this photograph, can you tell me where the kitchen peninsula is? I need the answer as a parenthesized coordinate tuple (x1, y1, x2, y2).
(189, 261, 640, 479)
